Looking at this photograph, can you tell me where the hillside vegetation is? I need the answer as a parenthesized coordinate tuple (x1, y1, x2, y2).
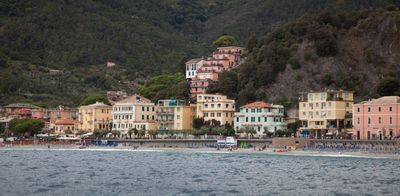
(0, 0, 398, 106)
(209, 6, 400, 108)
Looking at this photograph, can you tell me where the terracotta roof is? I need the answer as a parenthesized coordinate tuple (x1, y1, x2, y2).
(241, 101, 272, 108)
(357, 96, 400, 105)
(4, 103, 40, 109)
(55, 119, 76, 125)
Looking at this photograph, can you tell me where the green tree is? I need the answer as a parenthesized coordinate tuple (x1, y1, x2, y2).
(148, 129, 159, 139)
(80, 93, 109, 106)
(193, 117, 205, 130)
(137, 72, 187, 101)
(287, 120, 302, 134)
(213, 35, 239, 47)
(315, 36, 338, 57)
(9, 119, 44, 137)
(0, 123, 5, 136)
(377, 78, 400, 96)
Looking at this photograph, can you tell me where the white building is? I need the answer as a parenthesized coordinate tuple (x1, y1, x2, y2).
(234, 101, 287, 135)
(185, 58, 204, 80)
(112, 94, 157, 135)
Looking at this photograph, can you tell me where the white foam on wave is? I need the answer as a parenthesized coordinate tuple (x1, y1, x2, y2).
(272, 152, 395, 159)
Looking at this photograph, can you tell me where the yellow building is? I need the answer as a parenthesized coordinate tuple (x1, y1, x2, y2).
(156, 100, 196, 131)
(77, 102, 112, 132)
(299, 90, 353, 138)
(196, 93, 235, 126)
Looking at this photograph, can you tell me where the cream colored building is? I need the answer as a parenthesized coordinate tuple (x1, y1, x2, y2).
(112, 94, 157, 135)
(156, 100, 196, 131)
(77, 102, 112, 132)
(196, 94, 235, 126)
(299, 90, 353, 138)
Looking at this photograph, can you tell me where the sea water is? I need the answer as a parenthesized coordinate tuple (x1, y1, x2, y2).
(0, 148, 399, 195)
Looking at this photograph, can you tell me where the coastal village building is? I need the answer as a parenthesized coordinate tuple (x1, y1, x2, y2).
(31, 106, 78, 132)
(352, 96, 400, 140)
(112, 94, 157, 135)
(188, 46, 245, 100)
(299, 90, 353, 138)
(0, 103, 40, 129)
(54, 119, 77, 135)
(196, 94, 235, 126)
(185, 58, 205, 80)
(77, 102, 112, 132)
(156, 100, 196, 131)
(234, 101, 287, 135)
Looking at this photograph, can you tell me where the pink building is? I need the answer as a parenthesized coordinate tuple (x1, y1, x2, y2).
(353, 96, 400, 140)
(187, 46, 246, 100)
(31, 106, 78, 132)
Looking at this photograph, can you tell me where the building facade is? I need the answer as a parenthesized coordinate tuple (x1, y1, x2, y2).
(185, 58, 204, 79)
(112, 95, 157, 135)
(234, 101, 287, 135)
(77, 102, 112, 132)
(156, 100, 196, 131)
(299, 90, 353, 138)
(353, 96, 400, 140)
(31, 106, 78, 132)
(54, 119, 77, 135)
(196, 94, 235, 126)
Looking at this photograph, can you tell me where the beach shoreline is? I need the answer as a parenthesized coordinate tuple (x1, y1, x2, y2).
(1, 144, 399, 159)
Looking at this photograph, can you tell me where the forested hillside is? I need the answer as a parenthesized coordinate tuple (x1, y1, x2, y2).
(208, 6, 400, 108)
(0, 0, 398, 106)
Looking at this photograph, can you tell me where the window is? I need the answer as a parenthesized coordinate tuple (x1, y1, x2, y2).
(177, 107, 180, 112)
(205, 104, 208, 108)
(357, 117, 360, 124)
(389, 107, 393, 112)
(368, 107, 371, 112)
(236, 117, 239, 122)
(346, 103, 350, 108)
(378, 107, 381, 112)
(378, 117, 381, 124)
(357, 107, 360, 112)
(368, 117, 371, 124)
(246, 117, 248, 122)
(142, 107, 144, 111)
(390, 117, 393, 124)
(303, 103, 306, 108)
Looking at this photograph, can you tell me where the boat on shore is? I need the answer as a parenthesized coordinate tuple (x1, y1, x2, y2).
(217, 137, 237, 148)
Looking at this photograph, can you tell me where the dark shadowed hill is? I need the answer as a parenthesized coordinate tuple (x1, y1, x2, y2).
(208, 7, 400, 108)
(0, 0, 398, 106)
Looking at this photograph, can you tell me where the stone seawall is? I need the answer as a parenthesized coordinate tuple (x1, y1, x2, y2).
(101, 138, 400, 151)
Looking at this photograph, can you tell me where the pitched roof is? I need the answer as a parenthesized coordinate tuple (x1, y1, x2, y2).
(357, 96, 400, 105)
(4, 103, 40, 109)
(55, 119, 76, 125)
(118, 94, 151, 104)
(241, 101, 272, 108)
(81, 102, 111, 108)
(185, 58, 202, 64)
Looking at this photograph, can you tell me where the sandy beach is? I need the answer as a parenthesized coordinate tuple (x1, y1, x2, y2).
(1, 144, 399, 159)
